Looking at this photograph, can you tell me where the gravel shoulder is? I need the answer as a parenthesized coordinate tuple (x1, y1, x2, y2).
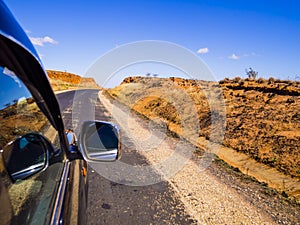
(98, 91, 300, 225)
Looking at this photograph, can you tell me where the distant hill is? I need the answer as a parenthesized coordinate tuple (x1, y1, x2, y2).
(47, 70, 100, 91)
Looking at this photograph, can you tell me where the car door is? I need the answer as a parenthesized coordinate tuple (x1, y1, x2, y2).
(0, 66, 87, 225)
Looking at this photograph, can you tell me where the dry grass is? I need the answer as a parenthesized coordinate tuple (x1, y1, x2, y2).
(108, 76, 300, 178)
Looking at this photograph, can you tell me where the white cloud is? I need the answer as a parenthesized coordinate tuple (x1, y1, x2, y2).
(197, 47, 209, 54)
(229, 53, 240, 60)
(29, 36, 58, 46)
(229, 52, 258, 60)
(243, 52, 258, 57)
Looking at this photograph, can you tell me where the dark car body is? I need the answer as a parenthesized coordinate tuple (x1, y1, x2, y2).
(0, 1, 120, 224)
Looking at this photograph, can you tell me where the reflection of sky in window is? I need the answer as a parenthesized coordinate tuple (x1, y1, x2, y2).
(0, 67, 31, 110)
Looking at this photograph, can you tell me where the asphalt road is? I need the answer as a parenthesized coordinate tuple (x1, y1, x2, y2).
(56, 89, 196, 225)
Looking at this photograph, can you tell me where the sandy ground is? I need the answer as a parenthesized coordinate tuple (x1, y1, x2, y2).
(97, 91, 300, 225)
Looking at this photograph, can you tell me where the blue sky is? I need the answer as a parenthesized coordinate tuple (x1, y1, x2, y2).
(5, 0, 300, 84)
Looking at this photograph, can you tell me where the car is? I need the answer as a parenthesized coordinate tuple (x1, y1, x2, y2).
(0, 1, 121, 224)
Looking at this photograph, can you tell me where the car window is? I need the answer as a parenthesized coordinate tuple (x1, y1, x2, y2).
(0, 66, 64, 225)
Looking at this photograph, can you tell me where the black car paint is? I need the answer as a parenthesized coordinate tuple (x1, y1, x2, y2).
(0, 1, 88, 224)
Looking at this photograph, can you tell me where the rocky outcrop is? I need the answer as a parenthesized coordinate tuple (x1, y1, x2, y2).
(47, 70, 100, 91)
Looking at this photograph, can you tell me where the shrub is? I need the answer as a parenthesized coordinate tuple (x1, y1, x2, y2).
(246, 68, 258, 80)
(257, 77, 266, 84)
(233, 76, 242, 83)
(219, 78, 230, 84)
(268, 77, 276, 84)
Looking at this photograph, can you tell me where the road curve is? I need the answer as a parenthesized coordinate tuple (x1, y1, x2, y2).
(56, 89, 300, 225)
(57, 89, 196, 225)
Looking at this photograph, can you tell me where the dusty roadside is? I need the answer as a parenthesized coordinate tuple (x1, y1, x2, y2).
(98, 91, 300, 225)
(106, 76, 300, 202)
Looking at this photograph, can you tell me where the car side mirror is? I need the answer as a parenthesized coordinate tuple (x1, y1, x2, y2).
(2, 133, 48, 182)
(79, 121, 121, 162)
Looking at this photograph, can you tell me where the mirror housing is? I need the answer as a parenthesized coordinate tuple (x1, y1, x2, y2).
(2, 133, 48, 182)
(79, 121, 121, 162)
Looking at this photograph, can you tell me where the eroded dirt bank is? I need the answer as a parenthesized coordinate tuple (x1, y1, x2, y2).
(106, 76, 300, 201)
(47, 70, 100, 91)
(98, 91, 300, 225)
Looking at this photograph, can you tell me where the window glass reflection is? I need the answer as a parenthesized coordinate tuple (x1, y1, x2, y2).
(0, 67, 58, 149)
(0, 66, 63, 224)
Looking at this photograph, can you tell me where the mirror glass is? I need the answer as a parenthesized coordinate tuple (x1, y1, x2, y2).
(80, 121, 121, 161)
(2, 133, 47, 182)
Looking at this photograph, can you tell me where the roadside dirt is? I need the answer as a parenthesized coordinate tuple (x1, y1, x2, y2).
(106, 76, 300, 202)
(98, 91, 300, 224)
(47, 70, 100, 91)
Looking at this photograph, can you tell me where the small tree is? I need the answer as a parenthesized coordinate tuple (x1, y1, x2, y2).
(246, 67, 258, 80)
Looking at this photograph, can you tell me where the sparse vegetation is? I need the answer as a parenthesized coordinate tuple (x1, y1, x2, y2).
(257, 77, 266, 84)
(107, 76, 300, 181)
(246, 67, 258, 80)
(233, 76, 242, 83)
